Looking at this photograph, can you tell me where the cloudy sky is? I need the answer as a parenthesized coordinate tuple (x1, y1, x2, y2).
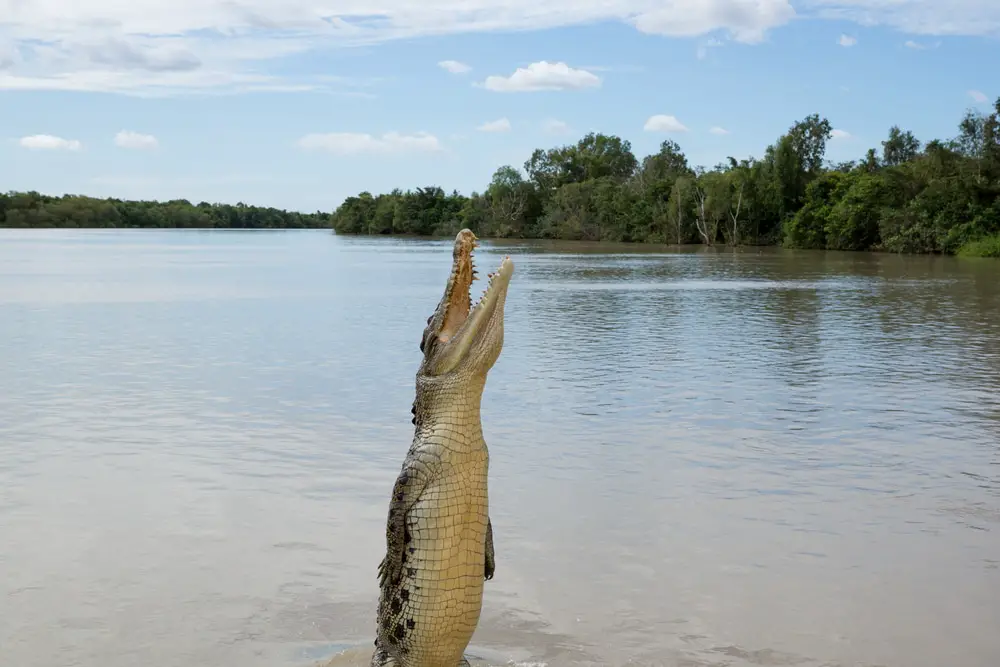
(2, 0, 997, 212)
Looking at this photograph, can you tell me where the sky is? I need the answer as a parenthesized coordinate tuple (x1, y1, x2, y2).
(1, 1, 998, 213)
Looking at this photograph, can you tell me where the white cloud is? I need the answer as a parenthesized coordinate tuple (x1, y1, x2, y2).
(2, 1, 998, 95)
(295, 131, 442, 155)
(0, 66, 354, 97)
(543, 119, 572, 135)
(696, 38, 724, 59)
(969, 90, 989, 103)
(805, 1, 1000, 37)
(438, 60, 471, 74)
(634, 0, 796, 44)
(0, 32, 370, 96)
(643, 115, 689, 133)
(482, 61, 600, 92)
(0, 43, 19, 69)
(710, 126, 730, 135)
(830, 128, 852, 139)
(838, 34, 857, 46)
(477, 118, 511, 132)
(903, 38, 941, 49)
(18, 134, 82, 151)
(114, 130, 159, 149)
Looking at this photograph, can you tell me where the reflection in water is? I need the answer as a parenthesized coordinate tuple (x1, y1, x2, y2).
(0, 230, 998, 667)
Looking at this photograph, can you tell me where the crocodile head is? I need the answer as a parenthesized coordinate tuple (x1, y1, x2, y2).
(418, 229, 514, 381)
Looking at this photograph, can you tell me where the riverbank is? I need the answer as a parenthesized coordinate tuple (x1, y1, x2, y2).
(0, 191, 330, 229)
(958, 233, 1000, 257)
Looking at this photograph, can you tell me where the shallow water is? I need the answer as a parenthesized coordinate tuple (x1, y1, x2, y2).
(1, 229, 998, 667)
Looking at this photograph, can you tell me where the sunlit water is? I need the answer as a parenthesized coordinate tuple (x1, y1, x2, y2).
(1, 230, 998, 667)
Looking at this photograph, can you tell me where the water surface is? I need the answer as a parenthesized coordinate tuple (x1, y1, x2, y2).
(1, 230, 998, 667)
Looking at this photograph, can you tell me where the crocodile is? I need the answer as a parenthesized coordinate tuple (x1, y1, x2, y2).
(370, 229, 514, 667)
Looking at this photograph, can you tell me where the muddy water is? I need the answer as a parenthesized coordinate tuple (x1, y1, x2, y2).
(1, 230, 998, 667)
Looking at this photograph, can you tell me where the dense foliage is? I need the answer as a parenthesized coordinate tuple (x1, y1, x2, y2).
(333, 99, 1000, 255)
(0, 192, 331, 229)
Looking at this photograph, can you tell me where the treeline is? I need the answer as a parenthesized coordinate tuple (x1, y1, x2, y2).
(0, 192, 331, 229)
(332, 99, 1000, 256)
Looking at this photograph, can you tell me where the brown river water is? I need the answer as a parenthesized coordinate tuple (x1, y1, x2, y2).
(1, 229, 998, 667)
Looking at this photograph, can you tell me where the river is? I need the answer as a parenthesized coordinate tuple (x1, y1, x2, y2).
(1, 229, 998, 667)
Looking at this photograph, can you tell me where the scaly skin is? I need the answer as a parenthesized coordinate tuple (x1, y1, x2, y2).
(371, 229, 513, 667)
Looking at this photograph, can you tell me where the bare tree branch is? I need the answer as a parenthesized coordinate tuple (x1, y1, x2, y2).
(728, 181, 744, 245)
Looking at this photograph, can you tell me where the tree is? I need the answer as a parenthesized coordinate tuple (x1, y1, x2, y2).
(523, 132, 638, 195)
(882, 126, 921, 167)
(787, 113, 834, 175)
(484, 166, 530, 237)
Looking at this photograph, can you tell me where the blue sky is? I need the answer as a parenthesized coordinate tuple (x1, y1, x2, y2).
(1, 1, 997, 213)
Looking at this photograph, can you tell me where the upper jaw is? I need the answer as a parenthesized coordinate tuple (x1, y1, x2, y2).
(424, 230, 514, 374)
(436, 229, 479, 345)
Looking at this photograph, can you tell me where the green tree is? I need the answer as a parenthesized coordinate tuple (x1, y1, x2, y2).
(882, 126, 921, 167)
(483, 166, 532, 237)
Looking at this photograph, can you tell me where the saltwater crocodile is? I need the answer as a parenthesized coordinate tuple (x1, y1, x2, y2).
(370, 229, 514, 667)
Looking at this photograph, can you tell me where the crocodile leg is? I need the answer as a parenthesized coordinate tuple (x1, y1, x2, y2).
(484, 517, 495, 581)
(377, 462, 432, 589)
(370, 643, 397, 667)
